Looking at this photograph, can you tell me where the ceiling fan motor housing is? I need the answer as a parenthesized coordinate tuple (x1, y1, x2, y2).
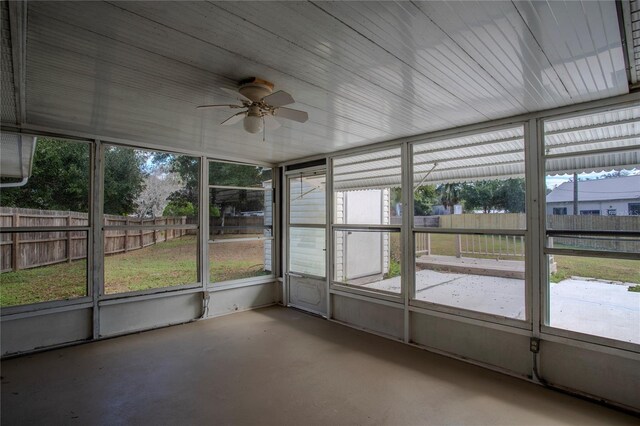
(238, 77, 274, 102)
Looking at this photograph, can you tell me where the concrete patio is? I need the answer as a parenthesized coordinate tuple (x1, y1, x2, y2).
(364, 269, 640, 344)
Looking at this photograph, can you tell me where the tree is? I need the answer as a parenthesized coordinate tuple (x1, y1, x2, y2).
(496, 178, 525, 213)
(461, 181, 500, 213)
(135, 167, 182, 218)
(460, 178, 525, 213)
(150, 153, 200, 219)
(103, 146, 147, 215)
(0, 138, 90, 211)
(436, 183, 463, 213)
(414, 185, 437, 216)
(0, 139, 145, 215)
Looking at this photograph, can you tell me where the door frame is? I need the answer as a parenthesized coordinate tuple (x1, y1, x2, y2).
(284, 164, 329, 316)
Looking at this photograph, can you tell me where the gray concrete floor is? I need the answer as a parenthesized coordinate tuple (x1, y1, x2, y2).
(1, 306, 637, 425)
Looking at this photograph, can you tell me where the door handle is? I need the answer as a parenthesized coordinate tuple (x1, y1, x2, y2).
(288, 272, 303, 278)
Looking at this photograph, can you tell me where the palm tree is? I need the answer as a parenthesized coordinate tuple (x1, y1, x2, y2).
(437, 183, 462, 214)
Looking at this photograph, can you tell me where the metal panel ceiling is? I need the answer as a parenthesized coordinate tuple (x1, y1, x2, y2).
(1, 1, 16, 125)
(334, 147, 401, 191)
(632, 0, 640, 83)
(333, 105, 639, 190)
(13, 1, 631, 163)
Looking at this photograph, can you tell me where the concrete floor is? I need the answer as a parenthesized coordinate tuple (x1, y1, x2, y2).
(1, 306, 637, 425)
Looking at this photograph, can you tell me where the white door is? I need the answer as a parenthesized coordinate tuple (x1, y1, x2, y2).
(286, 170, 327, 316)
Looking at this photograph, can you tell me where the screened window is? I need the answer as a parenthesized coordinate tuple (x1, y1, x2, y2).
(332, 147, 402, 295)
(544, 104, 640, 344)
(0, 136, 91, 307)
(209, 161, 273, 284)
(412, 125, 527, 319)
(103, 146, 200, 295)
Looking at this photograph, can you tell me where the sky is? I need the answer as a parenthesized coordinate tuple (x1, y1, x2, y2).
(545, 168, 640, 190)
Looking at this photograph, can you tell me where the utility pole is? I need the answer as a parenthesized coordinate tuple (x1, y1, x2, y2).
(573, 172, 579, 215)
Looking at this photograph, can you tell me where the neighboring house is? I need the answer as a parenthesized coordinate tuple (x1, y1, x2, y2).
(546, 175, 640, 216)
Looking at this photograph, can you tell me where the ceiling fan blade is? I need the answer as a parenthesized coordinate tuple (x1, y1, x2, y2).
(274, 107, 308, 123)
(264, 115, 281, 131)
(197, 104, 243, 109)
(262, 90, 295, 107)
(221, 111, 246, 126)
(220, 87, 251, 102)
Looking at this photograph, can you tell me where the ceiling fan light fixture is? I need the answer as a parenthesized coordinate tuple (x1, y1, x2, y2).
(243, 114, 263, 134)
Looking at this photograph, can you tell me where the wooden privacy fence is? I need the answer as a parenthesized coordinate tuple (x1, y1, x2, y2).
(210, 216, 270, 235)
(0, 207, 187, 273)
(548, 214, 640, 253)
(415, 213, 639, 257)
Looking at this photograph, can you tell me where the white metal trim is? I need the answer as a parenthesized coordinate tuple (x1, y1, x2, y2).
(331, 224, 402, 232)
(0, 226, 91, 233)
(409, 298, 531, 330)
(330, 287, 404, 309)
(208, 276, 276, 290)
(208, 184, 271, 191)
(325, 156, 333, 319)
(408, 304, 532, 336)
(209, 237, 274, 243)
(402, 142, 412, 343)
(103, 224, 198, 231)
(413, 227, 526, 236)
(330, 283, 403, 304)
(99, 283, 202, 302)
(7, 0, 26, 125)
(0, 297, 93, 318)
(92, 140, 104, 338)
(99, 286, 203, 306)
(540, 324, 640, 355)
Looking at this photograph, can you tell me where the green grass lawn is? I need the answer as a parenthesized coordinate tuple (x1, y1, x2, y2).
(1, 235, 270, 307)
(550, 255, 640, 284)
(0, 260, 87, 307)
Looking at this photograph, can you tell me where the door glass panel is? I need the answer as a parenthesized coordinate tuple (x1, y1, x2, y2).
(289, 174, 326, 225)
(289, 227, 325, 277)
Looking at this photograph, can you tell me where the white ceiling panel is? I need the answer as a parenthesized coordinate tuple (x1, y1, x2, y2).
(1, 1, 16, 124)
(10, 1, 631, 163)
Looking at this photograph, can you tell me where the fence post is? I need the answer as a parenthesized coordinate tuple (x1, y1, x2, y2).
(67, 214, 72, 263)
(153, 218, 158, 244)
(12, 213, 19, 271)
(426, 233, 431, 255)
(455, 234, 462, 258)
(124, 218, 129, 253)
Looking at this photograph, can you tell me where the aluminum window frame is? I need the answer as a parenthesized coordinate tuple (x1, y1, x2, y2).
(101, 143, 202, 298)
(539, 104, 640, 351)
(207, 159, 276, 289)
(329, 146, 404, 303)
(408, 122, 531, 328)
(0, 135, 94, 315)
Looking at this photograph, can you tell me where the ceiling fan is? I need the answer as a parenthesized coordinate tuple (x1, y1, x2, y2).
(197, 77, 308, 135)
